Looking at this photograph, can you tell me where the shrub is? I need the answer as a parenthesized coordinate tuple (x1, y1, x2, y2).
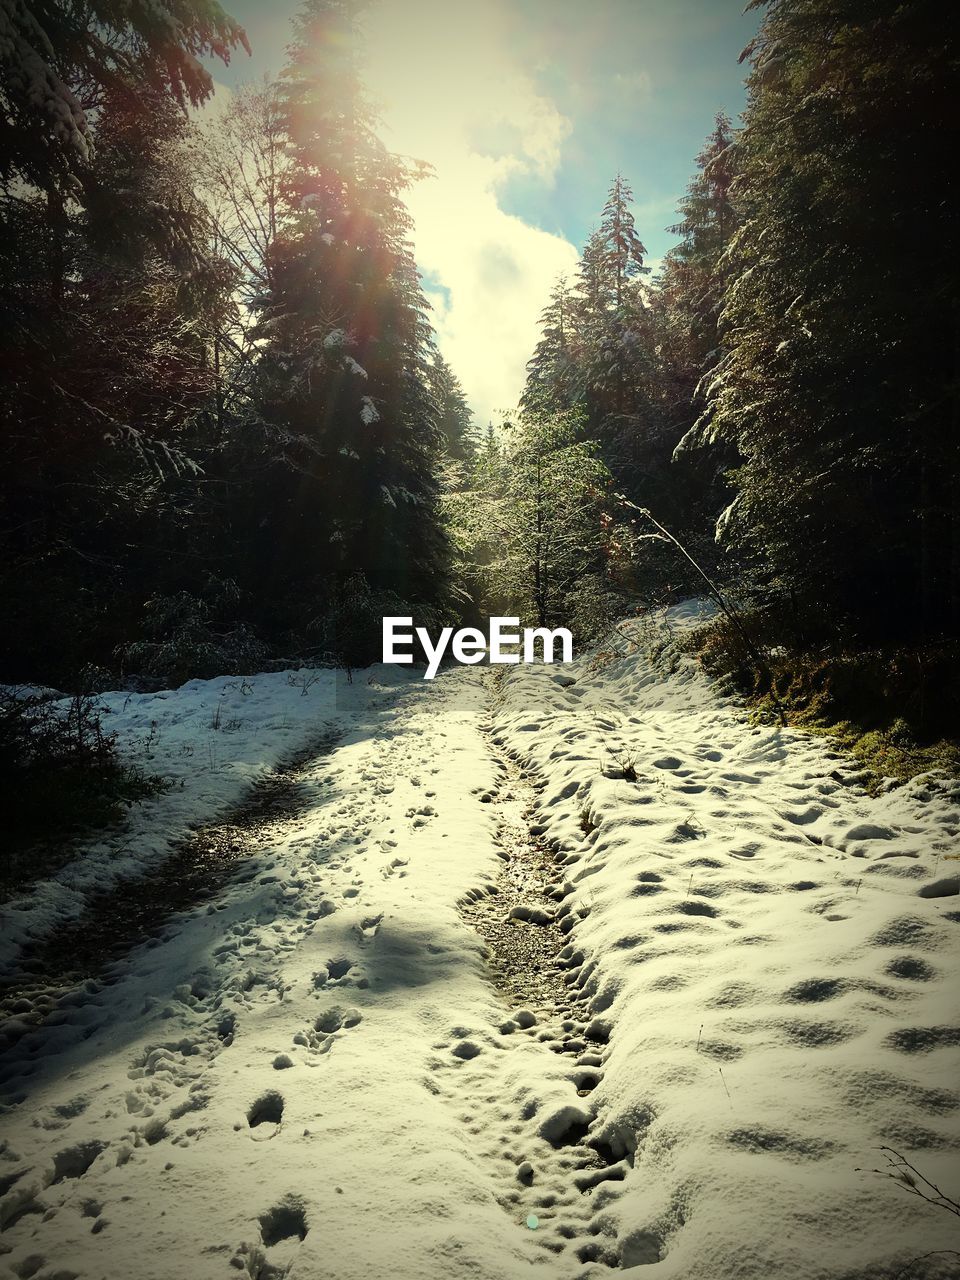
(309, 572, 448, 674)
(565, 574, 628, 646)
(118, 575, 268, 686)
(685, 607, 960, 788)
(0, 685, 165, 895)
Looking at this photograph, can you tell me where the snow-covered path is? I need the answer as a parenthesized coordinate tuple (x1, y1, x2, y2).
(1, 670, 542, 1279)
(1, 621, 959, 1280)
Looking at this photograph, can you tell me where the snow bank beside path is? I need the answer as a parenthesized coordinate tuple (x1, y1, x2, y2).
(495, 609, 960, 1280)
(0, 667, 549, 1280)
(0, 669, 338, 970)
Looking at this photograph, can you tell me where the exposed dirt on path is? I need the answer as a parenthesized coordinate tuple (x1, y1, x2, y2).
(458, 744, 572, 1014)
(0, 727, 340, 1043)
(452, 705, 627, 1272)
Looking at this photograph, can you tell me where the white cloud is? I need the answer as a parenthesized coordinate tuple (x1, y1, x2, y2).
(366, 0, 579, 428)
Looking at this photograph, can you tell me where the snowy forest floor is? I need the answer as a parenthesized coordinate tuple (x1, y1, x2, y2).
(1, 604, 959, 1280)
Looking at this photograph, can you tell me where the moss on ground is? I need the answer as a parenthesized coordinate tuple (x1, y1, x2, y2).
(680, 615, 959, 793)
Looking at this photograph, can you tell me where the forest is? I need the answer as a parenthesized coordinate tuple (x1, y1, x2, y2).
(3, 0, 958, 827)
(2, 0, 957, 704)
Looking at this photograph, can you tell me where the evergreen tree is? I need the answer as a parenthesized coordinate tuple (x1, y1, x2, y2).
(575, 229, 612, 319)
(524, 182, 654, 454)
(0, 82, 232, 680)
(521, 275, 578, 415)
(563, 179, 660, 499)
(659, 112, 736, 429)
(519, 153, 742, 604)
(428, 352, 477, 467)
(654, 113, 738, 548)
(695, 0, 960, 638)
(242, 0, 451, 644)
(0, 0, 247, 196)
(600, 173, 648, 310)
(590, 174, 650, 430)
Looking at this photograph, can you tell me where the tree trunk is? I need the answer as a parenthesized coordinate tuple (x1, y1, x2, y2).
(46, 187, 67, 304)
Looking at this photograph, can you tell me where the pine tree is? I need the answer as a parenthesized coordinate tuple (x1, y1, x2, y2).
(660, 111, 736, 420)
(654, 113, 738, 548)
(242, 0, 451, 645)
(0, 0, 247, 196)
(428, 352, 478, 466)
(575, 230, 612, 319)
(696, 0, 960, 638)
(448, 410, 613, 630)
(575, 180, 656, 492)
(521, 275, 577, 414)
(519, 155, 743, 603)
(0, 81, 232, 679)
(599, 173, 648, 310)
(521, 179, 664, 501)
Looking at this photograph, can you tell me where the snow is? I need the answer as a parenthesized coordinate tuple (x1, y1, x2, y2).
(0, 4, 91, 166)
(360, 395, 380, 424)
(1, 608, 958, 1279)
(0, 671, 336, 973)
(491, 611, 960, 1277)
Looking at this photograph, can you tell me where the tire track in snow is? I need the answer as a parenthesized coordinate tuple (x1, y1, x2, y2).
(0, 727, 342, 1068)
(450, 709, 629, 1274)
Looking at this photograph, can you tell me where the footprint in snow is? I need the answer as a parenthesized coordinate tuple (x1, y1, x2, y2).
(289, 1006, 363, 1060)
(47, 1140, 107, 1186)
(247, 1091, 284, 1140)
(452, 1040, 483, 1061)
(381, 856, 409, 879)
(917, 876, 959, 900)
(229, 1195, 309, 1276)
(884, 955, 936, 982)
(356, 913, 382, 943)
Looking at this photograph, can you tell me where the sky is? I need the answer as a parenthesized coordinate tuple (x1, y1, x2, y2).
(210, 0, 759, 427)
